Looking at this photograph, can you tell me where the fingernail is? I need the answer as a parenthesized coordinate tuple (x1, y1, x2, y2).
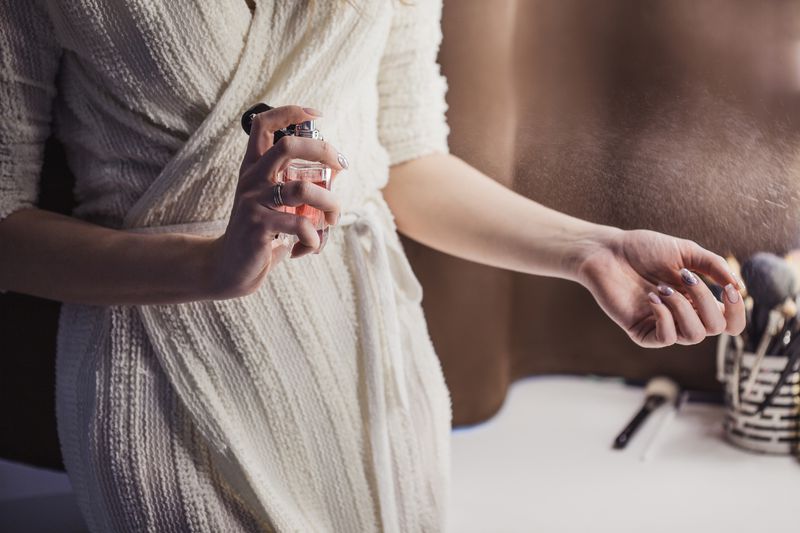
(680, 268, 698, 286)
(337, 153, 349, 169)
(314, 228, 328, 254)
(336, 212, 341, 225)
(724, 283, 740, 304)
(657, 284, 674, 297)
(648, 292, 662, 305)
(303, 107, 323, 117)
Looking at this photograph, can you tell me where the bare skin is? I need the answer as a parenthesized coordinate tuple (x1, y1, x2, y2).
(0, 105, 745, 347)
(383, 153, 746, 347)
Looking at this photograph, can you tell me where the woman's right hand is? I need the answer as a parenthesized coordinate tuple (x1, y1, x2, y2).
(208, 105, 348, 299)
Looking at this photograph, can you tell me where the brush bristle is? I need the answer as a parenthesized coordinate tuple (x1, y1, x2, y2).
(741, 253, 795, 309)
(645, 376, 680, 402)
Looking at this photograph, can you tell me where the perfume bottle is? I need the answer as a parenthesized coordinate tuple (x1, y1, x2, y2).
(239, 104, 333, 254)
(277, 119, 332, 253)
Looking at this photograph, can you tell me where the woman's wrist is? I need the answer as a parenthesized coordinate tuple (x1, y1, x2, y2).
(558, 222, 624, 284)
(118, 231, 221, 304)
(182, 234, 222, 301)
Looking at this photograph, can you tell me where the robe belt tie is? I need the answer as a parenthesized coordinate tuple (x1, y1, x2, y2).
(128, 197, 418, 531)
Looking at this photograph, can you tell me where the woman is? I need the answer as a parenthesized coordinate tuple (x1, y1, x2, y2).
(0, 1, 744, 532)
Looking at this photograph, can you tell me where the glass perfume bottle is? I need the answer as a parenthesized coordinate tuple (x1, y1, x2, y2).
(277, 119, 332, 253)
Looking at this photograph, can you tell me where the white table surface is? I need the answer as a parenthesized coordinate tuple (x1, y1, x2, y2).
(3, 376, 798, 532)
(448, 376, 800, 533)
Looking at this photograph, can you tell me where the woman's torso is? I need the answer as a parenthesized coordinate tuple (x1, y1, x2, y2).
(44, 0, 395, 227)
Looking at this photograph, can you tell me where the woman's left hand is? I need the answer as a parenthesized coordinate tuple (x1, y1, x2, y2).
(576, 228, 746, 348)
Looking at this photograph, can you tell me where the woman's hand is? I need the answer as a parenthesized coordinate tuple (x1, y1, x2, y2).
(576, 228, 747, 347)
(208, 105, 347, 299)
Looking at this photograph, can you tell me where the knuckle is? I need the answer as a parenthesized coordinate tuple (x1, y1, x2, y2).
(657, 331, 676, 346)
(686, 330, 705, 345)
(681, 239, 701, 255)
(293, 180, 313, 199)
(296, 216, 314, 235)
(242, 204, 263, 226)
(274, 135, 296, 155)
(705, 318, 726, 336)
(251, 112, 267, 131)
(320, 140, 333, 157)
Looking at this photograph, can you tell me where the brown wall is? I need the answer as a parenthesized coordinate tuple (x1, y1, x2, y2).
(413, 0, 800, 426)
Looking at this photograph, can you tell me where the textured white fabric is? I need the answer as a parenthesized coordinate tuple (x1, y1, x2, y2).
(0, 1, 452, 531)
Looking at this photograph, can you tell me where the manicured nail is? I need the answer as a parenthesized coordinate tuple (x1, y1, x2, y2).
(337, 153, 349, 169)
(680, 268, 698, 286)
(303, 107, 323, 117)
(737, 275, 746, 293)
(724, 283, 740, 304)
(657, 284, 674, 297)
(648, 292, 662, 305)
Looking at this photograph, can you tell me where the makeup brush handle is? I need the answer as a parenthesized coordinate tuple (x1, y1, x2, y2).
(613, 396, 666, 450)
(756, 350, 800, 414)
(743, 310, 784, 398)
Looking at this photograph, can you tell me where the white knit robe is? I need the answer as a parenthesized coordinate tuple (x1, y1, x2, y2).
(0, 1, 453, 531)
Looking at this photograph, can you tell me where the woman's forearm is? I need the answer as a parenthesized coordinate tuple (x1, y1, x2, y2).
(0, 208, 215, 305)
(382, 153, 621, 281)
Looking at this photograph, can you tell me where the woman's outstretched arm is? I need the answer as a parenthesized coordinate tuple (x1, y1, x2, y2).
(384, 153, 604, 280)
(383, 152, 747, 347)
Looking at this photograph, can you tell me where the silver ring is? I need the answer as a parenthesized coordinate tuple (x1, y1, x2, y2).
(272, 182, 285, 209)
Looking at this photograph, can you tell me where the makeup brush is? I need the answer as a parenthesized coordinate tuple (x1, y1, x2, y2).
(768, 294, 800, 356)
(716, 333, 730, 382)
(613, 377, 680, 450)
(742, 298, 795, 399)
(743, 295, 753, 349)
(756, 345, 800, 415)
(785, 250, 800, 294)
(741, 253, 796, 352)
(640, 390, 689, 462)
(730, 333, 745, 409)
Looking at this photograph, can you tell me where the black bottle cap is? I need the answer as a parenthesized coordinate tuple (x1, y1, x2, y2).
(240, 102, 298, 144)
(240, 102, 272, 135)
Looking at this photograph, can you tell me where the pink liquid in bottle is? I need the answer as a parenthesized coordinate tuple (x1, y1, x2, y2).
(277, 120, 332, 253)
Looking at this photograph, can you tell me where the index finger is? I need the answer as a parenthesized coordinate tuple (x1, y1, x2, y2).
(721, 282, 746, 335)
(682, 241, 741, 290)
(242, 105, 322, 169)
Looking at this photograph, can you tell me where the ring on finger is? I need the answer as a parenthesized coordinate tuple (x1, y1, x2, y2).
(272, 182, 285, 209)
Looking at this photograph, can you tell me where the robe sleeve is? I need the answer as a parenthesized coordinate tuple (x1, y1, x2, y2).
(377, 0, 450, 167)
(0, 1, 62, 221)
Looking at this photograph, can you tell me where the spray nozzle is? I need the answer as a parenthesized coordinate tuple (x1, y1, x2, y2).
(240, 103, 322, 143)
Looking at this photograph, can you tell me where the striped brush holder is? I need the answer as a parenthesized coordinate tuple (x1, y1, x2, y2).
(717, 335, 800, 455)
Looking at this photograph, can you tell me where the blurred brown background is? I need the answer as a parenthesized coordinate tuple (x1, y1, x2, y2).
(406, 0, 800, 426)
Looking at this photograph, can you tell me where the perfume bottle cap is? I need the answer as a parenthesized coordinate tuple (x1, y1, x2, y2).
(295, 120, 321, 139)
(239, 103, 321, 142)
(240, 102, 272, 135)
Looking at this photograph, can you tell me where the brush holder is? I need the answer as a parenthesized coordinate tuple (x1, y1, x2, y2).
(717, 336, 800, 454)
